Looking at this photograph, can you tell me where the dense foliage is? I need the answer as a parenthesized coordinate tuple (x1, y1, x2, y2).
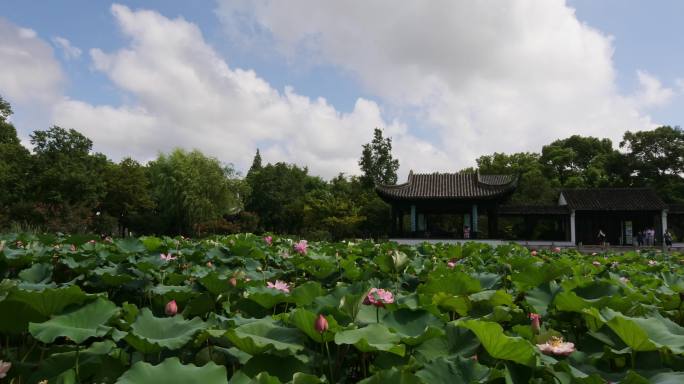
(1, 94, 683, 239)
(1, 234, 684, 383)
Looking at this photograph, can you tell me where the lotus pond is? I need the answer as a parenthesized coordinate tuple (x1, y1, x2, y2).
(1, 234, 684, 383)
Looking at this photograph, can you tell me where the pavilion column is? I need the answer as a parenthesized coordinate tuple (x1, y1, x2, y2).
(662, 209, 668, 240)
(410, 205, 417, 233)
(471, 204, 478, 236)
(570, 210, 576, 244)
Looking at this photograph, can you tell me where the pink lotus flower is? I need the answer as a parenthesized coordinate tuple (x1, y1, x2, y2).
(648, 260, 658, 266)
(592, 261, 601, 267)
(165, 300, 178, 316)
(0, 360, 10, 379)
(264, 236, 273, 246)
(447, 259, 457, 268)
(363, 288, 394, 308)
(553, 247, 561, 253)
(529, 313, 541, 334)
(70, 244, 77, 252)
(160, 253, 177, 262)
(591, 252, 597, 256)
(314, 314, 329, 334)
(229, 277, 238, 287)
(530, 250, 538, 256)
(206, 261, 213, 268)
(267, 280, 290, 293)
(537, 336, 575, 356)
(88, 240, 97, 245)
(294, 240, 308, 255)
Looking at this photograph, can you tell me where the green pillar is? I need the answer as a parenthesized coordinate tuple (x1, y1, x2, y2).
(410, 205, 416, 233)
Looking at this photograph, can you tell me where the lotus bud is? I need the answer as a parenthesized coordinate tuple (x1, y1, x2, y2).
(530, 250, 537, 256)
(229, 277, 238, 287)
(165, 300, 178, 316)
(315, 314, 329, 334)
(529, 313, 541, 334)
(206, 261, 213, 268)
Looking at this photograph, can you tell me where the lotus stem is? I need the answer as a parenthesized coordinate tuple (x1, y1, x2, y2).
(75, 345, 81, 382)
(376, 307, 380, 324)
(325, 340, 334, 383)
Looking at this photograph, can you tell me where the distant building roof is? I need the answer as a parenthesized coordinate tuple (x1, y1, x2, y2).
(499, 205, 569, 215)
(559, 188, 667, 211)
(376, 172, 517, 201)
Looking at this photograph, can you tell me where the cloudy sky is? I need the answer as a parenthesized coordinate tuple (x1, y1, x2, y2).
(1, 1, 682, 180)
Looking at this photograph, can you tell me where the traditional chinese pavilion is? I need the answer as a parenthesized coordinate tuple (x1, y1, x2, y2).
(376, 171, 682, 245)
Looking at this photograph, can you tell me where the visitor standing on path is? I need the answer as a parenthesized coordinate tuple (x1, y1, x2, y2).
(664, 230, 673, 250)
(597, 229, 606, 247)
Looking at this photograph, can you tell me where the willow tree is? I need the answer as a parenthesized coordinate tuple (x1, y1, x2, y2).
(148, 149, 248, 236)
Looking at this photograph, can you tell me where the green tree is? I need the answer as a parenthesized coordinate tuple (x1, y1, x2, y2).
(0, 97, 31, 227)
(0, 95, 12, 122)
(149, 149, 247, 236)
(620, 126, 684, 202)
(246, 162, 325, 234)
(476, 152, 557, 204)
(540, 135, 615, 186)
(28, 126, 109, 232)
(359, 128, 400, 188)
(247, 148, 263, 176)
(100, 158, 154, 236)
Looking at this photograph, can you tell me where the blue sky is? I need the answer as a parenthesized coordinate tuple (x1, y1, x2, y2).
(1, 1, 682, 178)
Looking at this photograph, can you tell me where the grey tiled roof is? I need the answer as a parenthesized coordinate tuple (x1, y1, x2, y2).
(376, 172, 517, 200)
(499, 205, 570, 215)
(560, 188, 667, 211)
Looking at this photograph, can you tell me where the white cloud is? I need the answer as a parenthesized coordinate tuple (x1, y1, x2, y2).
(215, 0, 670, 171)
(52, 4, 448, 177)
(51, 36, 82, 60)
(0, 19, 63, 104)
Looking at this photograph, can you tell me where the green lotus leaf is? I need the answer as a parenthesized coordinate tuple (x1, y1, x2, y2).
(28, 340, 117, 383)
(288, 308, 338, 342)
(125, 308, 206, 353)
(469, 289, 514, 307)
(511, 263, 565, 291)
(116, 357, 228, 384)
(200, 272, 234, 295)
(415, 356, 490, 384)
(114, 238, 146, 254)
(334, 323, 406, 356)
(418, 270, 481, 296)
(358, 367, 422, 384)
(299, 256, 337, 279)
(601, 308, 684, 353)
(455, 319, 537, 367)
(91, 265, 135, 286)
(525, 281, 561, 316)
(225, 318, 307, 356)
(246, 286, 292, 308)
(242, 354, 310, 382)
(290, 281, 324, 307)
(9, 284, 89, 317)
(18, 263, 53, 284)
(29, 298, 119, 344)
(381, 308, 444, 346)
(141, 236, 164, 251)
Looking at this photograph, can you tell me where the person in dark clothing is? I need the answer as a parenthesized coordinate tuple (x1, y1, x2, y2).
(664, 230, 673, 250)
(636, 230, 643, 247)
(597, 229, 606, 246)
